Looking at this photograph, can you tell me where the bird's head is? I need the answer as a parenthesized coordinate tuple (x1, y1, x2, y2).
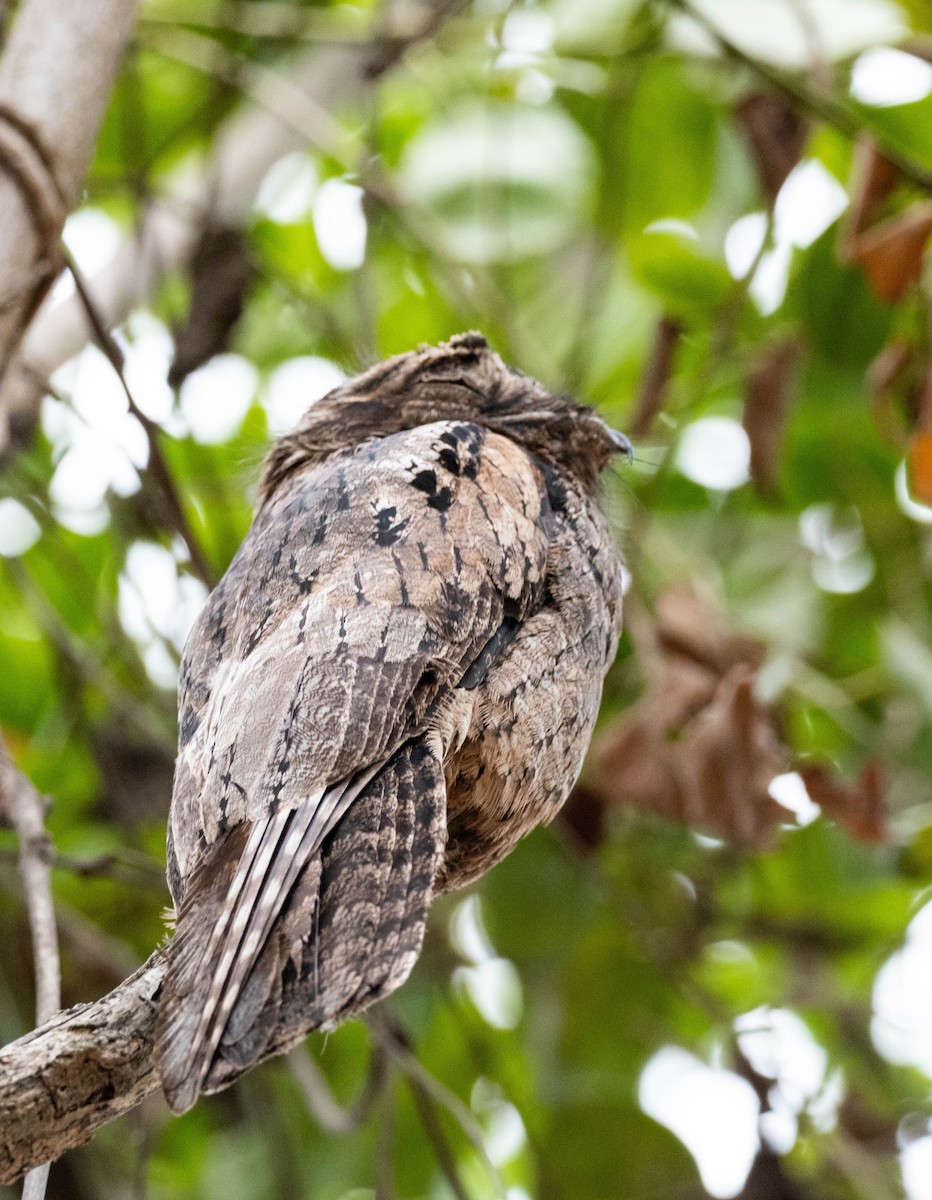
(260, 333, 632, 502)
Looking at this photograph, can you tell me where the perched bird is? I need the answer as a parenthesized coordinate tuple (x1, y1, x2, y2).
(153, 333, 629, 1113)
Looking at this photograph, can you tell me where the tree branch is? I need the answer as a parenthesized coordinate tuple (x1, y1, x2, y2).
(0, 738, 59, 1027)
(0, 0, 139, 377)
(669, 0, 932, 192)
(0, 735, 62, 1200)
(0, 954, 165, 1186)
(0, 40, 364, 457)
(0, 0, 466, 459)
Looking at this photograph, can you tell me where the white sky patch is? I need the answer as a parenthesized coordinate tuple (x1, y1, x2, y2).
(749, 242, 794, 315)
(811, 554, 876, 594)
(52, 208, 122, 302)
(0, 498, 41, 557)
(179, 354, 257, 444)
(119, 311, 176, 424)
(313, 179, 367, 270)
(454, 958, 524, 1029)
(118, 541, 208, 688)
(775, 161, 849, 250)
(903, 1136, 932, 1200)
(449, 894, 497, 965)
(736, 1007, 828, 1114)
(873, 899, 932, 1077)
(759, 1097, 798, 1154)
(263, 356, 346, 436)
(725, 162, 848, 314)
(472, 1078, 528, 1168)
(895, 459, 932, 524)
(497, 8, 555, 72)
(52, 503, 111, 537)
(851, 47, 932, 108)
(645, 217, 701, 241)
(255, 152, 319, 224)
(669, 0, 905, 70)
(639, 1046, 760, 1197)
(450, 895, 523, 1028)
(799, 503, 875, 595)
(725, 212, 768, 279)
(769, 772, 821, 826)
(677, 416, 751, 492)
(516, 67, 555, 105)
(41, 314, 172, 522)
(46, 346, 150, 513)
(501, 9, 554, 54)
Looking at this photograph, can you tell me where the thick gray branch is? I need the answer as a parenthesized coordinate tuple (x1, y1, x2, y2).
(0, 737, 60, 1027)
(0, 36, 387, 458)
(0, 735, 62, 1200)
(0, 0, 138, 375)
(0, 0, 467, 457)
(0, 954, 165, 1186)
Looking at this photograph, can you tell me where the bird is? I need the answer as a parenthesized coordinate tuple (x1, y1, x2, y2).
(153, 332, 630, 1113)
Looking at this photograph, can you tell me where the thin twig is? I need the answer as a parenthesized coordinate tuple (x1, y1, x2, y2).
(669, 0, 932, 192)
(367, 1008, 507, 1199)
(407, 1076, 471, 1200)
(0, 845, 165, 888)
(0, 734, 61, 1200)
(375, 1080, 396, 1200)
(63, 250, 217, 588)
(0, 741, 59, 1026)
(630, 315, 683, 437)
(288, 1039, 388, 1134)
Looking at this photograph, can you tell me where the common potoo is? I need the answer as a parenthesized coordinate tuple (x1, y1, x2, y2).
(154, 333, 629, 1113)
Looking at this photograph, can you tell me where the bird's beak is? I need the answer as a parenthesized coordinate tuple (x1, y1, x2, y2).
(608, 427, 634, 464)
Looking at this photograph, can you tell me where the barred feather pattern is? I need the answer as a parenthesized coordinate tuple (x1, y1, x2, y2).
(154, 333, 626, 1112)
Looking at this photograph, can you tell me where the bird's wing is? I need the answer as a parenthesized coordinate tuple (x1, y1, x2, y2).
(155, 420, 552, 1110)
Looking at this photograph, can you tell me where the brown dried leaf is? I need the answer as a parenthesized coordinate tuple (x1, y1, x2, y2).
(843, 137, 900, 253)
(591, 661, 785, 846)
(735, 92, 808, 201)
(916, 345, 932, 432)
(851, 202, 932, 303)
(168, 223, 254, 388)
(630, 316, 682, 437)
(656, 584, 765, 676)
(743, 338, 804, 494)
(648, 656, 718, 727)
(867, 339, 911, 401)
(908, 430, 932, 504)
(797, 761, 888, 844)
(595, 712, 680, 819)
(575, 585, 891, 851)
(672, 666, 786, 845)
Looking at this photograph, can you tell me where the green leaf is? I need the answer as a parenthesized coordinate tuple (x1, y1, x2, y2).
(628, 225, 732, 315)
(622, 58, 718, 236)
(787, 224, 892, 369)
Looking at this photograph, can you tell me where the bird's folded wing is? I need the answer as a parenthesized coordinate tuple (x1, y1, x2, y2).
(168, 419, 552, 881)
(156, 420, 552, 1109)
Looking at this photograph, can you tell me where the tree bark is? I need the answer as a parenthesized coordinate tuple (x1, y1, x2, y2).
(0, 0, 138, 379)
(0, 954, 165, 1185)
(0, 21, 432, 458)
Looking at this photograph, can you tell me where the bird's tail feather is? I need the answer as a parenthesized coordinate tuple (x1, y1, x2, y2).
(154, 769, 379, 1113)
(154, 746, 446, 1114)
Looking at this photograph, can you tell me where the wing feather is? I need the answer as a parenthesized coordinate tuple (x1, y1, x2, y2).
(157, 420, 551, 1109)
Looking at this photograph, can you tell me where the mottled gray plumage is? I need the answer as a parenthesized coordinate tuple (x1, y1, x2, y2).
(153, 333, 627, 1112)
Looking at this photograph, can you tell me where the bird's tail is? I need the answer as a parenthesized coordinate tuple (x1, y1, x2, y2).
(154, 770, 379, 1113)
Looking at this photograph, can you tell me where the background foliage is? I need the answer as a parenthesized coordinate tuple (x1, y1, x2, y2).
(4, 0, 932, 1197)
